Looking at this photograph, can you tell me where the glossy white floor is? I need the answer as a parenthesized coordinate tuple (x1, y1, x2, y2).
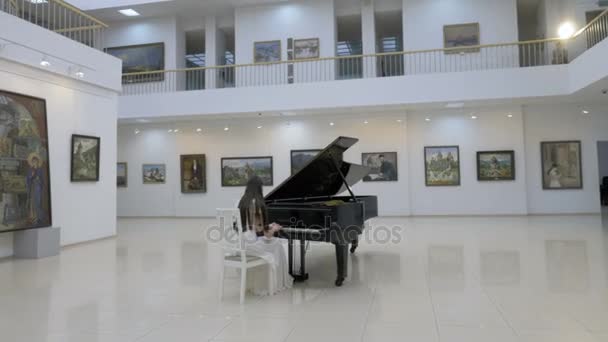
(1, 214, 608, 342)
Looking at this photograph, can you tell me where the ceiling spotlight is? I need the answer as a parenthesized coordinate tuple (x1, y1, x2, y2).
(582, 110, 590, 114)
(74, 68, 85, 78)
(363, 120, 368, 124)
(167, 129, 173, 133)
(425, 118, 431, 122)
(196, 128, 202, 132)
(40, 56, 50, 67)
(329, 122, 335, 126)
(224, 127, 229, 131)
(134, 129, 140, 134)
(118, 8, 140, 16)
(396, 119, 402, 123)
(174, 129, 179, 133)
(507, 113, 513, 118)
(257, 125, 263, 129)
(558, 22, 576, 39)
(471, 115, 478, 120)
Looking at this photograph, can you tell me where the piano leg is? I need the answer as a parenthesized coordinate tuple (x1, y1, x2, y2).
(288, 236, 309, 282)
(350, 237, 359, 253)
(335, 243, 349, 287)
(288, 238, 293, 277)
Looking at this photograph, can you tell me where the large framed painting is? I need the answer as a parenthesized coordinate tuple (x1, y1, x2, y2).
(180, 154, 206, 193)
(143, 164, 166, 184)
(290, 149, 321, 175)
(443, 23, 480, 54)
(362, 152, 398, 182)
(294, 38, 320, 59)
(106, 43, 165, 83)
(254, 40, 281, 63)
(541, 141, 582, 190)
(117, 162, 127, 187)
(477, 150, 515, 181)
(71, 134, 100, 182)
(221, 156, 273, 186)
(0, 90, 52, 232)
(425, 146, 460, 186)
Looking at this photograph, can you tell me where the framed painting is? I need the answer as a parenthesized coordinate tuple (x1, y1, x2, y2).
(117, 162, 127, 188)
(294, 38, 320, 59)
(541, 141, 582, 190)
(71, 134, 100, 182)
(0, 90, 52, 232)
(443, 23, 480, 54)
(143, 164, 166, 184)
(221, 156, 273, 186)
(362, 152, 398, 182)
(290, 149, 321, 175)
(106, 43, 165, 83)
(254, 40, 281, 63)
(477, 150, 515, 181)
(425, 146, 460, 186)
(180, 154, 206, 193)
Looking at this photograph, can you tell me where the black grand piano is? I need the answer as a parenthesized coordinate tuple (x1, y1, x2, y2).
(265, 136, 378, 286)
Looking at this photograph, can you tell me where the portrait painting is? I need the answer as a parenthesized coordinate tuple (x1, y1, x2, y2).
(477, 151, 515, 181)
(294, 38, 320, 59)
(143, 164, 166, 184)
(221, 157, 273, 186)
(117, 162, 127, 187)
(254, 40, 281, 63)
(71, 134, 100, 182)
(444, 23, 480, 54)
(180, 154, 206, 193)
(106, 43, 165, 83)
(541, 141, 582, 189)
(362, 152, 398, 182)
(0, 90, 52, 232)
(290, 149, 321, 175)
(425, 146, 460, 186)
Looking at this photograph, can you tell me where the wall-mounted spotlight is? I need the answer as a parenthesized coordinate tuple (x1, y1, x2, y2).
(74, 68, 85, 78)
(558, 22, 576, 39)
(40, 56, 50, 67)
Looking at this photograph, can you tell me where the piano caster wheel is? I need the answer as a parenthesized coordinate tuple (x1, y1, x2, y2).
(335, 278, 345, 287)
(350, 245, 357, 253)
(292, 273, 309, 282)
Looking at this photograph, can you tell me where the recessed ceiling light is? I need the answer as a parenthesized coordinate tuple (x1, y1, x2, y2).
(224, 127, 229, 131)
(134, 129, 140, 134)
(40, 56, 50, 67)
(396, 119, 402, 123)
(118, 8, 140, 16)
(329, 122, 335, 126)
(425, 118, 431, 122)
(363, 120, 368, 124)
(167, 129, 173, 133)
(74, 69, 85, 78)
(196, 128, 202, 132)
(174, 129, 179, 133)
(582, 110, 590, 114)
(471, 115, 478, 120)
(257, 125, 263, 129)
(507, 113, 513, 118)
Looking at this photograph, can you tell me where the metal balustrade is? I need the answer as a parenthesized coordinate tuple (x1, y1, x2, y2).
(0, 0, 107, 49)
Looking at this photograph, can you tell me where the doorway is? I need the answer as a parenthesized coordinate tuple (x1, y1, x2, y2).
(598, 141, 608, 211)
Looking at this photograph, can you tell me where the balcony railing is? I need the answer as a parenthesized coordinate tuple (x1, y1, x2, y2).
(122, 9, 608, 96)
(0, 0, 107, 49)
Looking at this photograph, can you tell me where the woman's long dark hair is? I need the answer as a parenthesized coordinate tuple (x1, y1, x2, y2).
(238, 175, 268, 233)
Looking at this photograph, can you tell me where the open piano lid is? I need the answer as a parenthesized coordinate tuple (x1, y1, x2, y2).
(265, 136, 372, 202)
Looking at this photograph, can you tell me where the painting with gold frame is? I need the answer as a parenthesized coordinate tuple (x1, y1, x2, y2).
(443, 23, 480, 54)
(254, 40, 281, 63)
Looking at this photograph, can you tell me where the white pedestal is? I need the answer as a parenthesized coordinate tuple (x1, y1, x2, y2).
(13, 227, 60, 259)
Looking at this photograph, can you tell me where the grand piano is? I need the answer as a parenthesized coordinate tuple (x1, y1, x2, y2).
(265, 136, 378, 286)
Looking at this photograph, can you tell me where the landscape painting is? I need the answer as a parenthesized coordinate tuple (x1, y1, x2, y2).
(290, 149, 321, 175)
(71, 134, 100, 182)
(106, 43, 165, 83)
(541, 141, 582, 189)
(0, 90, 52, 232)
(425, 146, 460, 186)
(143, 164, 166, 184)
(222, 157, 273, 186)
(254, 40, 281, 63)
(444, 23, 480, 54)
(180, 154, 206, 193)
(117, 162, 127, 187)
(294, 38, 320, 59)
(477, 151, 515, 181)
(362, 152, 398, 182)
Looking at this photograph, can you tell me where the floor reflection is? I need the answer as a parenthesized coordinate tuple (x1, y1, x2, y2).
(480, 250, 521, 286)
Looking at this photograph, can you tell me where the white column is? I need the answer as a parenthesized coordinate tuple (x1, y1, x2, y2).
(361, 0, 376, 78)
(205, 16, 218, 89)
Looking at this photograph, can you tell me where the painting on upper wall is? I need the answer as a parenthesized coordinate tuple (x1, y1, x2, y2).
(71, 134, 100, 182)
(106, 43, 165, 83)
(294, 38, 320, 59)
(425, 146, 460, 186)
(362, 152, 398, 182)
(254, 40, 281, 63)
(443, 23, 480, 54)
(117, 162, 127, 187)
(221, 156, 273, 186)
(180, 154, 206, 193)
(0, 90, 52, 233)
(477, 151, 515, 181)
(541, 141, 582, 190)
(143, 164, 166, 184)
(290, 149, 321, 175)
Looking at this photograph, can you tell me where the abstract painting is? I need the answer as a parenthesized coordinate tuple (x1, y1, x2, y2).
(143, 164, 166, 184)
(221, 157, 273, 186)
(106, 43, 165, 83)
(254, 40, 281, 63)
(425, 146, 460, 186)
(362, 152, 398, 182)
(180, 154, 206, 193)
(541, 141, 582, 189)
(71, 134, 100, 182)
(444, 23, 480, 54)
(477, 151, 515, 181)
(294, 38, 320, 59)
(0, 90, 52, 232)
(290, 149, 321, 175)
(117, 162, 127, 187)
